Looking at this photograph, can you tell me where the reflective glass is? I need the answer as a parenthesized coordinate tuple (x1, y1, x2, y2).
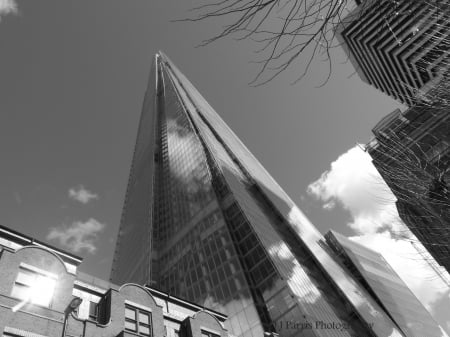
(16, 269, 35, 285)
(328, 231, 443, 337)
(112, 53, 408, 337)
(12, 267, 56, 307)
(11, 283, 28, 301)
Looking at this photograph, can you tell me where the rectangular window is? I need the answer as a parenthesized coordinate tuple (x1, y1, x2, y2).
(89, 301, 98, 320)
(125, 305, 152, 336)
(11, 265, 57, 308)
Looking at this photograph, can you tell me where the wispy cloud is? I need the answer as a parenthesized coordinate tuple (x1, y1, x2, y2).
(46, 218, 105, 254)
(307, 145, 450, 333)
(0, 0, 18, 20)
(13, 191, 22, 205)
(68, 185, 99, 204)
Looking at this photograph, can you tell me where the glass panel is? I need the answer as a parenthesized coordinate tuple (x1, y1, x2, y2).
(89, 301, 97, 319)
(125, 321, 137, 331)
(125, 307, 136, 319)
(12, 273, 56, 307)
(16, 270, 36, 286)
(139, 312, 150, 324)
(11, 283, 29, 301)
(31, 275, 55, 306)
(139, 325, 150, 335)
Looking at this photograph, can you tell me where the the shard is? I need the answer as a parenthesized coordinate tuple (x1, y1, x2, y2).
(111, 52, 405, 337)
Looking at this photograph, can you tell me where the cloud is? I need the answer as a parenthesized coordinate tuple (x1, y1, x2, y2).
(308, 145, 450, 334)
(46, 218, 105, 254)
(13, 191, 22, 205)
(0, 0, 18, 19)
(307, 145, 402, 235)
(68, 185, 99, 204)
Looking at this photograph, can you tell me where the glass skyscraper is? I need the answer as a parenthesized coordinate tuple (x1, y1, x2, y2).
(366, 106, 450, 274)
(111, 52, 405, 337)
(325, 230, 444, 337)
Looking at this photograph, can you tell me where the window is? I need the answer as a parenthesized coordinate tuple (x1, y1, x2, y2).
(88, 301, 98, 320)
(425, 140, 449, 163)
(201, 330, 220, 337)
(125, 305, 152, 336)
(11, 264, 57, 307)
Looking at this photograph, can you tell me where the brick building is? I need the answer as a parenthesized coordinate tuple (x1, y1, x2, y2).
(0, 225, 233, 337)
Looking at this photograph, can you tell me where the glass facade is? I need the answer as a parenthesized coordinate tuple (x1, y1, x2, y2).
(325, 231, 443, 337)
(111, 52, 406, 337)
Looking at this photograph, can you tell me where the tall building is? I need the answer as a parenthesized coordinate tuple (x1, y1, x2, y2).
(366, 104, 450, 273)
(325, 230, 444, 337)
(111, 52, 406, 337)
(337, 0, 450, 105)
(0, 224, 231, 337)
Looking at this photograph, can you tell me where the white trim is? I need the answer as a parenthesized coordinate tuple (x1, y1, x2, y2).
(19, 263, 58, 279)
(0, 229, 31, 242)
(200, 326, 221, 336)
(163, 311, 185, 321)
(74, 280, 106, 294)
(125, 300, 152, 312)
(4, 326, 48, 337)
(63, 262, 77, 275)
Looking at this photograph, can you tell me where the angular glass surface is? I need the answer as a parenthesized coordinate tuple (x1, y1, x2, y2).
(327, 231, 443, 337)
(111, 52, 408, 337)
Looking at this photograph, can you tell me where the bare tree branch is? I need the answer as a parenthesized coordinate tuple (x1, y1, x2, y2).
(181, 0, 450, 93)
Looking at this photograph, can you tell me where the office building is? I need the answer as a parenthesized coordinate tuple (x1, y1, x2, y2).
(366, 105, 450, 273)
(325, 230, 444, 337)
(0, 224, 232, 337)
(337, 0, 450, 105)
(111, 51, 406, 337)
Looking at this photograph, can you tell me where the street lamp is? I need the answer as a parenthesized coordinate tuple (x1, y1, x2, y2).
(61, 297, 83, 337)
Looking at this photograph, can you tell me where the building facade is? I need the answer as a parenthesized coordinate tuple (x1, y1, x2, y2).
(0, 225, 232, 337)
(339, 0, 450, 273)
(337, 0, 450, 105)
(366, 104, 450, 273)
(325, 230, 444, 337)
(111, 52, 407, 337)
